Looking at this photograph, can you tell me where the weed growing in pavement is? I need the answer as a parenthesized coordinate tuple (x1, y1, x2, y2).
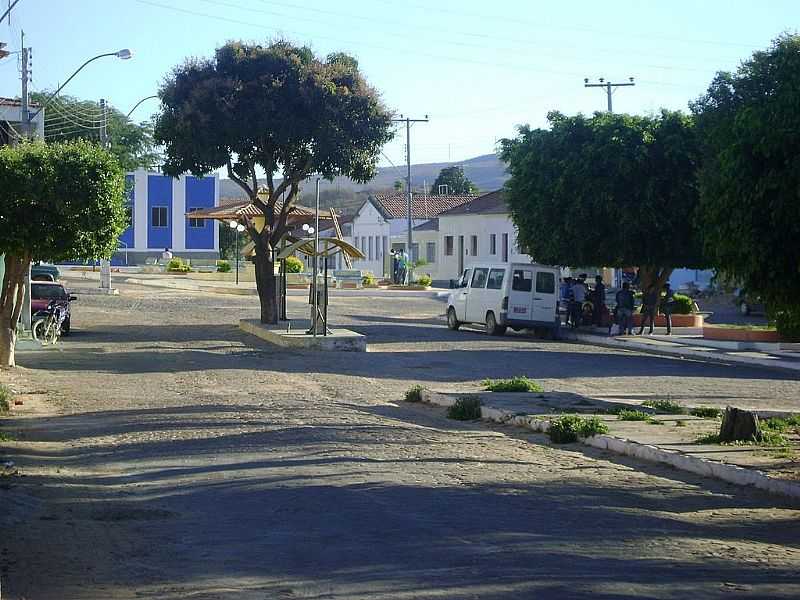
(690, 406, 722, 419)
(642, 399, 686, 414)
(617, 409, 655, 422)
(404, 385, 425, 403)
(548, 415, 609, 444)
(482, 377, 544, 393)
(0, 385, 12, 412)
(695, 431, 790, 447)
(447, 397, 482, 421)
(762, 415, 800, 434)
(0, 431, 12, 441)
(675, 420, 687, 427)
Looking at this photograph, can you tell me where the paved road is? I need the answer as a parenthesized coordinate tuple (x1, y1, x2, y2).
(1, 281, 798, 599)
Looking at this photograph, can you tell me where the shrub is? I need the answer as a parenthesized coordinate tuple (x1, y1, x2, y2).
(762, 414, 800, 434)
(548, 415, 608, 444)
(404, 385, 425, 403)
(447, 397, 482, 420)
(669, 293, 695, 315)
(689, 406, 722, 419)
(167, 257, 191, 273)
(285, 256, 304, 273)
(617, 409, 653, 422)
(413, 258, 429, 269)
(0, 385, 11, 412)
(415, 274, 432, 287)
(362, 272, 377, 286)
(770, 303, 800, 340)
(483, 376, 544, 393)
(642, 399, 686, 414)
(216, 260, 231, 273)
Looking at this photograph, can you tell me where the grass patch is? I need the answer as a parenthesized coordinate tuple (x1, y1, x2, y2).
(617, 409, 654, 422)
(447, 397, 482, 421)
(762, 415, 800, 434)
(548, 415, 609, 444)
(705, 323, 775, 331)
(695, 430, 790, 447)
(689, 406, 722, 419)
(0, 431, 13, 442)
(404, 385, 425, 403)
(675, 420, 687, 427)
(642, 399, 686, 414)
(0, 385, 11, 412)
(482, 377, 544, 393)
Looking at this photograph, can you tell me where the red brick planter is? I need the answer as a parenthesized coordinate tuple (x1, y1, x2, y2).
(703, 325, 780, 342)
(632, 313, 704, 327)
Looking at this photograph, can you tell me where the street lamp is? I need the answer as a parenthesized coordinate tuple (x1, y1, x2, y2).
(126, 94, 159, 119)
(229, 220, 245, 285)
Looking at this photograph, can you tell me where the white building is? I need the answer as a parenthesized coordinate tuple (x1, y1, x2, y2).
(0, 97, 45, 144)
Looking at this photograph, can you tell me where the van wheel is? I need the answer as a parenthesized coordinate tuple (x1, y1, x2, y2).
(447, 308, 461, 330)
(486, 311, 507, 336)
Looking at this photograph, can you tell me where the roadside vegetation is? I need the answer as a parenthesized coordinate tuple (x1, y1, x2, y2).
(482, 377, 543, 393)
(0, 384, 11, 413)
(404, 385, 425, 403)
(642, 399, 685, 414)
(548, 415, 608, 444)
(690, 406, 722, 418)
(447, 397, 482, 421)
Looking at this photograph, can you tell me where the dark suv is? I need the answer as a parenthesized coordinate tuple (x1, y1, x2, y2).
(31, 281, 76, 334)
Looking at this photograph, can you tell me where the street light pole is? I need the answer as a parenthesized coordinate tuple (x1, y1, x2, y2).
(125, 95, 159, 119)
(229, 221, 244, 285)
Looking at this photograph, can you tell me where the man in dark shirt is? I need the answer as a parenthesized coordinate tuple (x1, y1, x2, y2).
(662, 283, 675, 335)
(615, 282, 635, 335)
(593, 275, 606, 327)
(637, 286, 659, 335)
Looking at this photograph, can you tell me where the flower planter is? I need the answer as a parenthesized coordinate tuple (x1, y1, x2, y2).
(632, 313, 704, 327)
(703, 325, 780, 343)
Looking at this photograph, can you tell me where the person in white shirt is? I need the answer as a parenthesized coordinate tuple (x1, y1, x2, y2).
(161, 247, 173, 263)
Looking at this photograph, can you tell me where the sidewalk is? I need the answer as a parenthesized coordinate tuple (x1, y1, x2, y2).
(563, 327, 800, 376)
(419, 388, 800, 499)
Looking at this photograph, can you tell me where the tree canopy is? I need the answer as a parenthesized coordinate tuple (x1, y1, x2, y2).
(154, 40, 394, 323)
(0, 140, 126, 366)
(32, 92, 161, 171)
(500, 110, 704, 291)
(431, 166, 477, 195)
(691, 34, 800, 334)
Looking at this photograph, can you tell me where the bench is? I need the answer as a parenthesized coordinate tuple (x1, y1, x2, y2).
(333, 269, 363, 289)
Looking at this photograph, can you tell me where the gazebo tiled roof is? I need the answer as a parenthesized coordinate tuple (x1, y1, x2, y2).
(188, 198, 328, 222)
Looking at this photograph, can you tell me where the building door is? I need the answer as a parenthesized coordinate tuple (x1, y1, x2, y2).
(502, 233, 509, 262)
(458, 235, 464, 274)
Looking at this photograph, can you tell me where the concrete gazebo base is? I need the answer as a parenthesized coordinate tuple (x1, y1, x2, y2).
(239, 319, 366, 352)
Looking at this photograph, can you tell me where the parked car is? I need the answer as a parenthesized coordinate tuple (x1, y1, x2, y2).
(31, 263, 60, 281)
(447, 262, 561, 336)
(30, 281, 76, 334)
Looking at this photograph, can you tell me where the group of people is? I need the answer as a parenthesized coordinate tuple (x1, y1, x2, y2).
(560, 273, 677, 336)
(390, 249, 410, 285)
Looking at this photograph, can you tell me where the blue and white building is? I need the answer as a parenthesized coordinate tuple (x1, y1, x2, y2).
(114, 169, 220, 265)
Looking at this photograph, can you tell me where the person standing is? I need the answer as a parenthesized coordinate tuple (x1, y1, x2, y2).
(615, 282, 635, 335)
(637, 286, 658, 335)
(161, 247, 173, 264)
(390, 250, 399, 284)
(398, 250, 409, 285)
(593, 274, 606, 327)
(570, 277, 587, 327)
(662, 282, 675, 335)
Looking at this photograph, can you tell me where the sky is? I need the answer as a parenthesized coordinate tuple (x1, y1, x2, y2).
(1, 0, 798, 174)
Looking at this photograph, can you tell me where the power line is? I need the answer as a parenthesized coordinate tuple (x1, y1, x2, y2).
(584, 77, 636, 112)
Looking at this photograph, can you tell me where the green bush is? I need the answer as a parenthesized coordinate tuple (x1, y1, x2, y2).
(548, 415, 608, 444)
(447, 397, 482, 420)
(689, 406, 722, 419)
(216, 260, 231, 273)
(617, 409, 653, 422)
(668, 293, 694, 314)
(404, 385, 425, 403)
(285, 256, 304, 274)
(483, 376, 543, 393)
(642, 399, 686, 414)
(415, 274, 432, 287)
(0, 385, 11, 412)
(362, 272, 377, 286)
(167, 257, 191, 273)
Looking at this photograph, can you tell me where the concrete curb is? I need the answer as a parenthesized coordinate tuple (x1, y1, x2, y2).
(565, 331, 800, 377)
(419, 389, 800, 500)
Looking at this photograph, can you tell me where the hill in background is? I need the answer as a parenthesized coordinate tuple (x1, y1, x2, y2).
(219, 153, 508, 215)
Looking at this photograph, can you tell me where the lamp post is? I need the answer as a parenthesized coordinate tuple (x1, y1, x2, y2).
(126, 94, 158, 119)
(228, 221, 245, 285)
(302, 222, 316, 335)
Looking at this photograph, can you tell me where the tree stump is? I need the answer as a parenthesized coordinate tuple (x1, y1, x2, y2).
(718, 406, 761, 443)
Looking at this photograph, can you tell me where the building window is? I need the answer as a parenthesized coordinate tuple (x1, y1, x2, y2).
(151, 206, 168, 228)
(375, 236, 381, 260)
(502, 233, 509, 262)
(426, 242, 436, 263)
(125, 204, 134, 229)
(368, 236, 373, 261)
(411, 243, 419, 263)
(187, 207, 205, 228)
(470, 235, 478, 257)
(382, 236, 388, 259)
(489, 233, 496, 255)
(445, 236, 454, 256)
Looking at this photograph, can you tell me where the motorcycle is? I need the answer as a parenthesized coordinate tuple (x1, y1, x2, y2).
(32, 300, 68, 345)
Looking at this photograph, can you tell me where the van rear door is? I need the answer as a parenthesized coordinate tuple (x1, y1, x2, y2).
(532, 268, 558, 323)
(508, 267, 534, 321)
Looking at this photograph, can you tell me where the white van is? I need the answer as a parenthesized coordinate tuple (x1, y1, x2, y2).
(446, 262, 560, 336)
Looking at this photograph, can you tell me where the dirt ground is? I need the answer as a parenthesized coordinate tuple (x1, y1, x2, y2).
(1, 279, 799, 599)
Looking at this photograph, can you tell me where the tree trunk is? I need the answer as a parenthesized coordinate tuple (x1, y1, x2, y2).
(719, 407, 762, 443)
(638, 266, 673, 310)
(0, 253, 30, 369)
(254, 249, 279, 325)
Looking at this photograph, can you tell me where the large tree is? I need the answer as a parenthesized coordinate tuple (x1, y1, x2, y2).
(155, 41, 394, 323)
(431, 165, 476, 195)
(500, 110, 704, 294)
(0, 140, 126, 367)
(691, 34, 800, 336)
(31, 92, 161, 171)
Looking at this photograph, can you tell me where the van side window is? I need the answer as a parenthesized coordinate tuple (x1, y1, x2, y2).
(535, 271, 556, 294)
(486, 268, 505, 290)
(511, 269, 532, 292)
(471, 268, 489, 289)
(459, 269, 472, 288)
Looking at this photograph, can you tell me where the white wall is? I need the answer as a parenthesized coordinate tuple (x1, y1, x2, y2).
(350, 201, 390, 277)
(438, 213, 530, 281)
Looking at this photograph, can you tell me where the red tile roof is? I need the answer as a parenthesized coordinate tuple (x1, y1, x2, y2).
(372, 193, 476, 220)
(438, 190, 508, 216)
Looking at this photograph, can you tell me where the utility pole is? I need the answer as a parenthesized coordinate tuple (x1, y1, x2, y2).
(99, 98, 108, 147)
(583, 77, 635, 112)
(20, 31, 32, 331)
(391, 114, 428, 284)
(99, 98, 114, 293)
